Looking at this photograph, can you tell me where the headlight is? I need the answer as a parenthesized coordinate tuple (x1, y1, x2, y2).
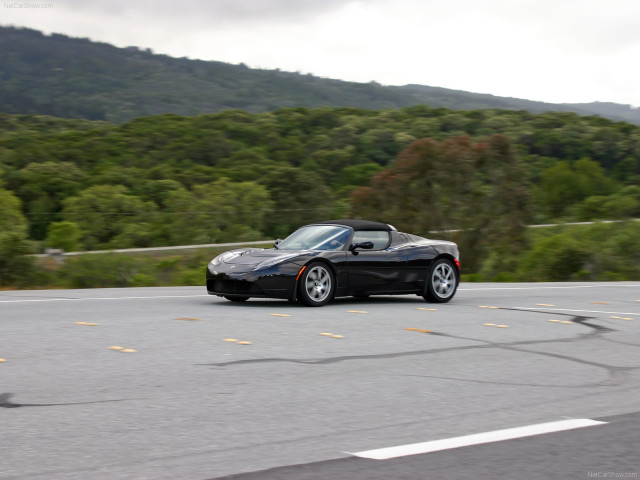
(211, 251, 240, 266)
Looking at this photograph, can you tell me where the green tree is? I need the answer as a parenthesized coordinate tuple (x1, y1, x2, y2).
(60, 185, 155, 249)
(0, 187, 36, 286)
(474, 135, 532, 277)
(259, 165, 333, 238)
(16, 161, 86, 239)
(217, 147, 277, 182)
(351, 136, 477, 234)
(45, 221, 82, 251)
(163, 178, 272, 245)
(536, 158, 617, 218)
(0, 187, 28, 233)
(130, 179, 184, 208)
(0, 231, 36, 287)
(574, 185, 640, 221)
(352, 135, 531, 273)
(612, 156, 640, 184)
(519, 233, 591, 281)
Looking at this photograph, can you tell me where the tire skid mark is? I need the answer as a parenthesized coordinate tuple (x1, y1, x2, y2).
(0, 392, 129, 409)
(201, 311, 639, 387)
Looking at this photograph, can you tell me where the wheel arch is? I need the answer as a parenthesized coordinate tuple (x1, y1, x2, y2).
(423, 255, 460, 303)
(291, 258, 338, 303)
(433, 253, 460, 280)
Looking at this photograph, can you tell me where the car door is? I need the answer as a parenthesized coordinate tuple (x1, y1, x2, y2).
(346, 230, 409, 294)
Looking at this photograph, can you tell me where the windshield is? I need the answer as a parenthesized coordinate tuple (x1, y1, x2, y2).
(277, 225, 350, 251)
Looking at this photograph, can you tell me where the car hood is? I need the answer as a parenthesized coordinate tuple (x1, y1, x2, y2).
(222, 248, 303, 266)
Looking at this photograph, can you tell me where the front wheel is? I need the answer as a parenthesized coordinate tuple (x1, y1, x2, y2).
(423, 258, 458, 303)
(298, 262, 335, 307)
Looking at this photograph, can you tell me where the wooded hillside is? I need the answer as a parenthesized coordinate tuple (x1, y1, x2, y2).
(2, 26, 639, 124)
(0, 105, 638, 274)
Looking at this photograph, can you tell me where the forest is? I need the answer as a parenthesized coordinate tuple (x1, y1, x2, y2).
(1, 105, 640, 288)
(2, 26, 640, 124)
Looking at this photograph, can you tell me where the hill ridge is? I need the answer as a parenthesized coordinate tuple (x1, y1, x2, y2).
(1, 25, 639, 124)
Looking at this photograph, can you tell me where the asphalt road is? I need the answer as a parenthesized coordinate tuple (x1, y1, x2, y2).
(1, 283, 639, 480)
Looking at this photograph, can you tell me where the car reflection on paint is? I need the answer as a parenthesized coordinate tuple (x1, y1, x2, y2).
(206, 219, 460, 307)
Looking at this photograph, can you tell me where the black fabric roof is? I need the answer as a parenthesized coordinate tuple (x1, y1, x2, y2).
(312, 219, 395, 231)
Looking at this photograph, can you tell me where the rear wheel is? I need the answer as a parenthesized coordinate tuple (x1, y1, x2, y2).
(423, 258, 458, 303)
(224, 296, 250, 302)
(298, 262, 335, 307)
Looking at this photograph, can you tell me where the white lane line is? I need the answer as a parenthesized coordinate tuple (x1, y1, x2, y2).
(0, 294, 209, 303)
(350, 418, 607, 460)
(459, 285, 640, 291)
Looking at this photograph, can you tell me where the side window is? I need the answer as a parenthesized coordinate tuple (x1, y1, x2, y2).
(352, 231, 390, 250)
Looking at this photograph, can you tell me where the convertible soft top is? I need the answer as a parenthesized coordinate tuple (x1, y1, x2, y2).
(313, 219, 396, 231)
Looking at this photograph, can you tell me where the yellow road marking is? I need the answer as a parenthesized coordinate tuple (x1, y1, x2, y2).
(177, 317, 201, 321)
(269, 313, 291, 317)
(224, 338, 252, 344)
(347, 310, 368, 314)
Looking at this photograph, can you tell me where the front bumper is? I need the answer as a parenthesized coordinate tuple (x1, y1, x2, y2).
(206, 263, 299, 299)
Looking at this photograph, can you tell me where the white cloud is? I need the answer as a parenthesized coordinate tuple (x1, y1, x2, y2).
(2, 0, 639, 105)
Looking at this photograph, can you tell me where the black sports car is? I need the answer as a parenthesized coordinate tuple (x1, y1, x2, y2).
(206, 220, 460, 307)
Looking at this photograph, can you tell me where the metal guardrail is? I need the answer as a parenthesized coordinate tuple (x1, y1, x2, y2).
(33, 240, 276, 258)
(426, 218, 640, 234)
(33, 218, 640, 258)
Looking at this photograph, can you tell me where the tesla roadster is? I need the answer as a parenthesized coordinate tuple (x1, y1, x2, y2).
(206, 219, 460, 306)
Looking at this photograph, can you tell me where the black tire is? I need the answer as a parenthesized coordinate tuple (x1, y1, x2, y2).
(298, 262, 335, 307)
(224, 296, 250, 303)
(423, 258, 458, 303)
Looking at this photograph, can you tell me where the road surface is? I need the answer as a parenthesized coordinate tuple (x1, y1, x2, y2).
(1, 283, 639, 479)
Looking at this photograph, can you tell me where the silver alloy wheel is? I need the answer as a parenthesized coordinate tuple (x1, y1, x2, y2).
(431, 261, 455, 298)
(305, 265, 332, 303)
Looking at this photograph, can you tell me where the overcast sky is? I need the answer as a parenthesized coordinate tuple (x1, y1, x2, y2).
(3, 0, 640, 106)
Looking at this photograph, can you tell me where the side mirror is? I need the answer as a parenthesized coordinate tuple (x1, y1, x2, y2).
(274, 239, 282, 248)
(349, 241, 374, 253)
